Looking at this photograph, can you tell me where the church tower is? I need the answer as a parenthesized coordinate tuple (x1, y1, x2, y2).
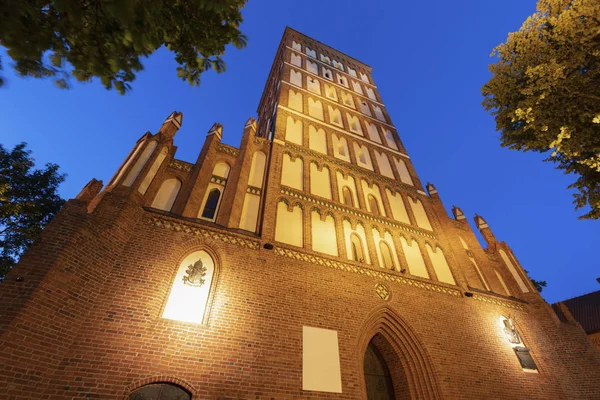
(0, 27, 599, 400)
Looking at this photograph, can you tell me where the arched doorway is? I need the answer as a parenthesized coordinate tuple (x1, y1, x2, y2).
(129, 383, 191, 400)
(358, 307, 443, 399)
(364, 334, 411, 400)
(364, 338, 395, 399)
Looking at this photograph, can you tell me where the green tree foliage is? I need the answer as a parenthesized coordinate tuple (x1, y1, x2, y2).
(482, 0, 600, 219)
(0, 143, 65, 280)
(525, 269, 548, 293)
(0, 0, 248, 94)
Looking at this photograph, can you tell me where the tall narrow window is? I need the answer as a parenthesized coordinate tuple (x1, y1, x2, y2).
(201, 189, 221, 219)
(379, 242, 394, 269)
(342, 186, 354, 207)
(352, 80, 363, 95)
(325, 84, 338, 101)
(350, 234, 365, 262)
(384, 129, 399, 150)
(307, 76, 321, 94)
(347, 114, 362, 134)
(342, 91, 355, 108)
(366, 87, 377, 101)
(291, 52, 302, 67)
(290, 69, 302, 86)
(368, 195, 380, 216)
(288, 89, 303, 112)
(374, 106, 386, 122)
(307, 59, 318, 74)
(359, 101, 371, 116)
(308, 98, 324, 120)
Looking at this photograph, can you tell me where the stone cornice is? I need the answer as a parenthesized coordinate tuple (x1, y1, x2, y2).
(274, 246, 462, 298)
(280, 186, 436, 239)
(150, 216, 260, 250)
(471, 293, 526, 311)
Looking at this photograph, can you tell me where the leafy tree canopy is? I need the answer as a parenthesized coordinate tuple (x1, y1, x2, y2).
(0, 0, 248, 94)
(482, 0, 600, 219)
(0, 143, 65, 280)
(525, 269, 548, 293)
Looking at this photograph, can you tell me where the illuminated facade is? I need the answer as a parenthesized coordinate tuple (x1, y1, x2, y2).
(1, 27, 599, 399)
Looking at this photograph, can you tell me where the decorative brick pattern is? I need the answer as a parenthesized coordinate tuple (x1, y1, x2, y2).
(168, 159, 194, 172)
(274, 245, 462, 297)
(216, 144, 240, 157)
(472, 293, 525, 311)
(375, 283, 390, 301)
(150, 216, 260, 249)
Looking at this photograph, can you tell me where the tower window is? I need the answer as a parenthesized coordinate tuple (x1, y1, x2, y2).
(379, 241, 394, 269)
(350, 234, 365, 262)
(368, 195, 380, 216)
(202, 189, 221, 220)
(342, 186, 354, 207)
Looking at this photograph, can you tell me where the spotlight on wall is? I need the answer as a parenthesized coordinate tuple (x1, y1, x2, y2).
(263, 243, 274, 250)
(464, 292, 474, 297)
(15, 276, 24, 282)
(400, 269, 406, 274)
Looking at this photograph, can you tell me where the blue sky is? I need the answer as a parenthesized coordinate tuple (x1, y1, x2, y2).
(1, 0, 598, 303)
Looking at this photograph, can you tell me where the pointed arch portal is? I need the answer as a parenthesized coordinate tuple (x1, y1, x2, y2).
(359, 307, 443, 399)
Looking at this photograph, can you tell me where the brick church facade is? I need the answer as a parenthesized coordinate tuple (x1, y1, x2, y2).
(1, 28, 599, 399)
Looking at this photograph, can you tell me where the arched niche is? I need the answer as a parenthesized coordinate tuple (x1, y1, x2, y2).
(151, 178, 182, 212)
(162, 249, 218, 325)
